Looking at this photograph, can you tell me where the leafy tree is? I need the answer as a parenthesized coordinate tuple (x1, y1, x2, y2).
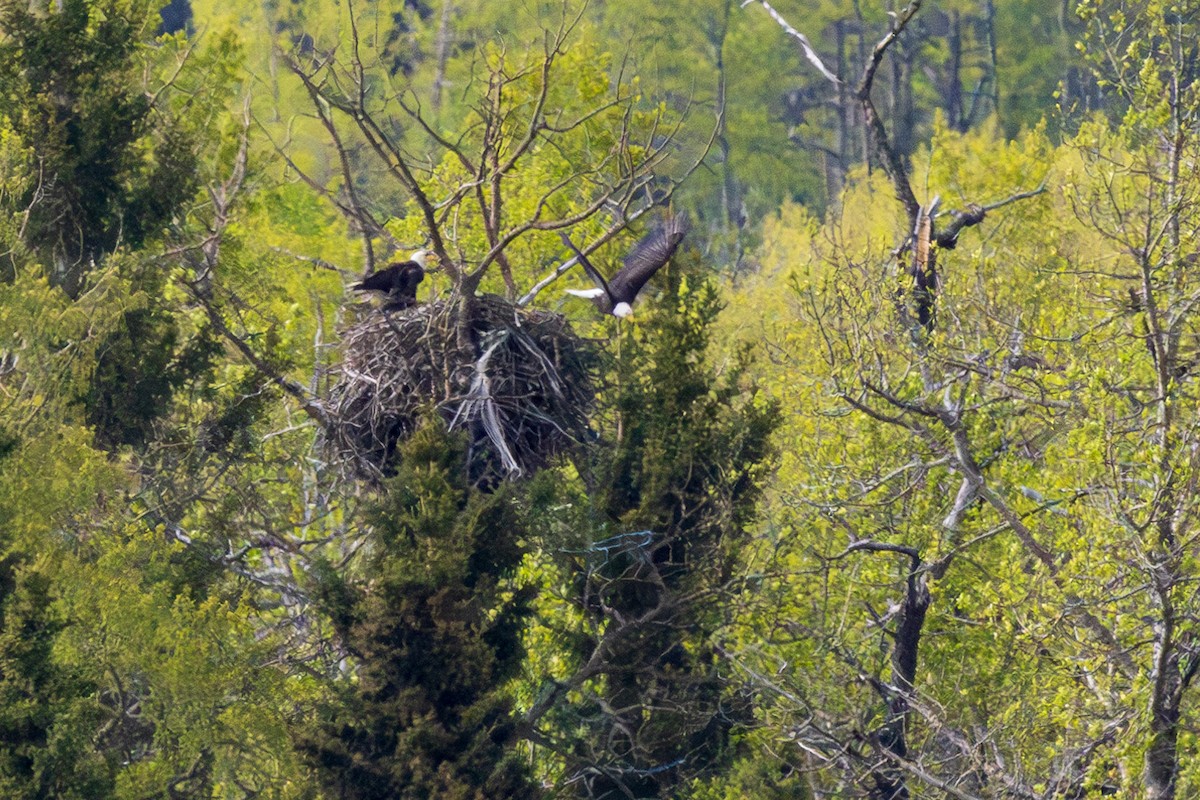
(0, 0, 250, 453)
(714, 1, 1200, 789)
(58, 523, 307, 800)
(0, 7, 335, 796)
(1063, 3, 1200, 795)
(0, 267, 120, 796)
(81, 281, 222, 450)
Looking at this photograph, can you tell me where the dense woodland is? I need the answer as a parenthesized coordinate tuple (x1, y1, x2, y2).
(3, 0, 1200, 797)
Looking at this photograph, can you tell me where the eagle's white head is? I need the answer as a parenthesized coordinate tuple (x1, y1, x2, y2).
(612, 302, 634, 319)
(410, 250, 430, 268)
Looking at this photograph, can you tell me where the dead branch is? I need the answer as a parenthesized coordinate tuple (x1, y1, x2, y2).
(740, 0, 840, 84)
(935, 182, 1048, 249)
(193, 288, 329, 427)
(856, 2, 923, 224)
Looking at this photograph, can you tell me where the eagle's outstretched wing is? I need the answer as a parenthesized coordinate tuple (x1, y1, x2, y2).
(608, 213, 690, 302)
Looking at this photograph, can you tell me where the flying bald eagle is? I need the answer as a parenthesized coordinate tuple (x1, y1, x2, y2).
(352, 250, 428, 311)
(560, 213, 690, 318)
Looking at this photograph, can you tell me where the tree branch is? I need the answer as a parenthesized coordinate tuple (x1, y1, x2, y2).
(740, 0, 840, 84)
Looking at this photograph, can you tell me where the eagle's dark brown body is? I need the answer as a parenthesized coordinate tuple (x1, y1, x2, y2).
(353, 255, 426, 311)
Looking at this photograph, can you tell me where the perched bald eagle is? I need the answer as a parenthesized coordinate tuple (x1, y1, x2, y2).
(353, 251, 428, 311)
(561, 213, 690, 318)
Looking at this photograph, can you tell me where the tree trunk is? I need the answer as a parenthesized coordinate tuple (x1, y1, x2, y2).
(945, 11, 965, 131)
(1145, 634, 1181, 800)
(431, 1, 454, 116)
(889, 41, 915, 159)
(715, 1, 741, 230)
(984, 0, 999, 120)
(832, 20, 849, 198)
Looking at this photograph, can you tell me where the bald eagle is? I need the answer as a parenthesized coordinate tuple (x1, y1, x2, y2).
(352, 250, 428, 311)
(560, 214, 690, 318)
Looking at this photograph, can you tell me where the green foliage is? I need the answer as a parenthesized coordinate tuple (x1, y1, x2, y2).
(81, 263, 222, 450)
(0, 0, 249, 453)
(59, 524, 305, 800)
(603, 261, 779, 534)
(713, 42, 1200, 787)
(298, 422, 542, 800)
(687, 748, 811, 800)
(0, 557, 115, 800)
(548, 258, 779, 797)
(0, 0, 200, 291)
(2, 1, 1197, 798)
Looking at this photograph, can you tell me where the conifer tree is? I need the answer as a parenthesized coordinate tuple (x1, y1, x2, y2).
(298, 423, 542, 800)
(0, 0, 198, 291)
(563, 259, 779, 798)
(0, 0, 229, 452)
(0, 565, 115, 800)
(0, 427, 115, 800)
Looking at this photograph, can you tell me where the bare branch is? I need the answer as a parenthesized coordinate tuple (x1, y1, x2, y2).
(285, 53, 459, 284)
(193, 288, 329, 427)
(291, 56, 384, 273)
(740, 0, 841, 84)
(935, 181, 1049, 248)
(270, 247, 349, 275)
(518, 201, 658, 307)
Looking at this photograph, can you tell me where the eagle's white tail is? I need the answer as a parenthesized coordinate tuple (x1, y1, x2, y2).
(565, 288, 605, 299)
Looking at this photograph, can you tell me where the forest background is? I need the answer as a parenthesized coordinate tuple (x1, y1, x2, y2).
(0, 0, 1197, 798)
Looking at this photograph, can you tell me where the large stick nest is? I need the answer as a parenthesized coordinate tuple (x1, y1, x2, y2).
(325, 294, 596, 481)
